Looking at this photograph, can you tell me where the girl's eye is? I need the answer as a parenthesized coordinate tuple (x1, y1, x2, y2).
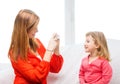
(86, 40, 89, 43)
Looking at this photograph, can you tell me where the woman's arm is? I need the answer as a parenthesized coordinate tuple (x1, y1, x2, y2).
(11, 58, 50, 83)
(49, 54, 63, 73)
(36, 36, 64, 73)
(49, 38, 64, 73)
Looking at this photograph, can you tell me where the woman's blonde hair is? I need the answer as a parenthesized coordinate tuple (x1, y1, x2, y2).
(8, 9, 39, 61)
(86, 31, 111, 61)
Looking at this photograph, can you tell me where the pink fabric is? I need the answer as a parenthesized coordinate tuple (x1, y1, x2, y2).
(79, 56, 112, 84)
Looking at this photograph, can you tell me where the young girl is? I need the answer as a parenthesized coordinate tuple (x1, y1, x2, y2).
(79, 31, 112, 84)
(8, 9, 63, 84)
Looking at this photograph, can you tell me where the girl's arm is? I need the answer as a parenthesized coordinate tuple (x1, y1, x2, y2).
(92, 60, 112, 84)
(79, 64, 86, 84)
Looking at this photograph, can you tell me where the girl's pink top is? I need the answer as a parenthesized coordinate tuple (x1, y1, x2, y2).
(79, 55, 112, 84)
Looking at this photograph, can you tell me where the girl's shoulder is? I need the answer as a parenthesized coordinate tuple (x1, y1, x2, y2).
(97, 57, 110, 65)
(99, 56, 109, 62)
(82, 55, 89, 61)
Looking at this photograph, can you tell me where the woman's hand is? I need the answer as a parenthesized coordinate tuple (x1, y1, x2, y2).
(54, 34, 60, 55)
(43, 33, 60, 62)
(47, 33, 60, 52)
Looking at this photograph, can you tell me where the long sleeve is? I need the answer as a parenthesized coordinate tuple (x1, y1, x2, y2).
(36, 38, 64, 73)
(92, 60, 112, 84)
(79, 61, 86, 84)
(79, 65, 90, 84)
(11, 58, 50, 83)
(50, 53, 63, 73)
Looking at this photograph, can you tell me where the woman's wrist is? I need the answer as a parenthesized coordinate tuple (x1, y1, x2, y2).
(54, 52, 60, 55)
(54, 50, 60, 55)
(46, 49, 54, 53)
(43, 49, 53, 62)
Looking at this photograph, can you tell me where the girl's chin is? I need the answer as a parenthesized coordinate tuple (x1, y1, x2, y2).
(85, 50, 89, 53)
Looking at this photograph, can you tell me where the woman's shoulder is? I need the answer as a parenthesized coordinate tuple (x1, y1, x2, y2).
(35, 38, 40, 43)
(34, 38, 45, 51)
(34, 38, 43, 46)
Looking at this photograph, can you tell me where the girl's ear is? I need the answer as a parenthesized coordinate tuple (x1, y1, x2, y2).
(95, 44, 99, 49)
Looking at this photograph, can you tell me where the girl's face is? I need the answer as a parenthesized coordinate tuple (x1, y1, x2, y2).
(84, 35, 98, 53)
(28, 26, 38, 39)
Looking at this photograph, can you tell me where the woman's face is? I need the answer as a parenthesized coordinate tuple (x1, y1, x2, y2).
(28, 25, 38, 39)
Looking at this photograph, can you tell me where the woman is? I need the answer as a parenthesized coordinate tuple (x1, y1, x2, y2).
(8, 9, 63, 84)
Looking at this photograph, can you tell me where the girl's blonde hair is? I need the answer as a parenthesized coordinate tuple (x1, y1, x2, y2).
(8, 9, 39, 61)
(86, 31, 111, 61)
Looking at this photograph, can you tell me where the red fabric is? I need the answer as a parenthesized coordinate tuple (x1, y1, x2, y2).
(10, 38, 63, 84)
(79, 55, 112, 84)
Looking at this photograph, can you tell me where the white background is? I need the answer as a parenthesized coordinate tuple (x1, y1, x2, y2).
(75, 0, 120, 44)
(0, 0, 120, 63)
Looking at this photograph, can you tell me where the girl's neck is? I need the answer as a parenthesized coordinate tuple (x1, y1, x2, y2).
(88, 54, 98, 64)
(89, 50, 98, 57)
(89, 54, 97, 57)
